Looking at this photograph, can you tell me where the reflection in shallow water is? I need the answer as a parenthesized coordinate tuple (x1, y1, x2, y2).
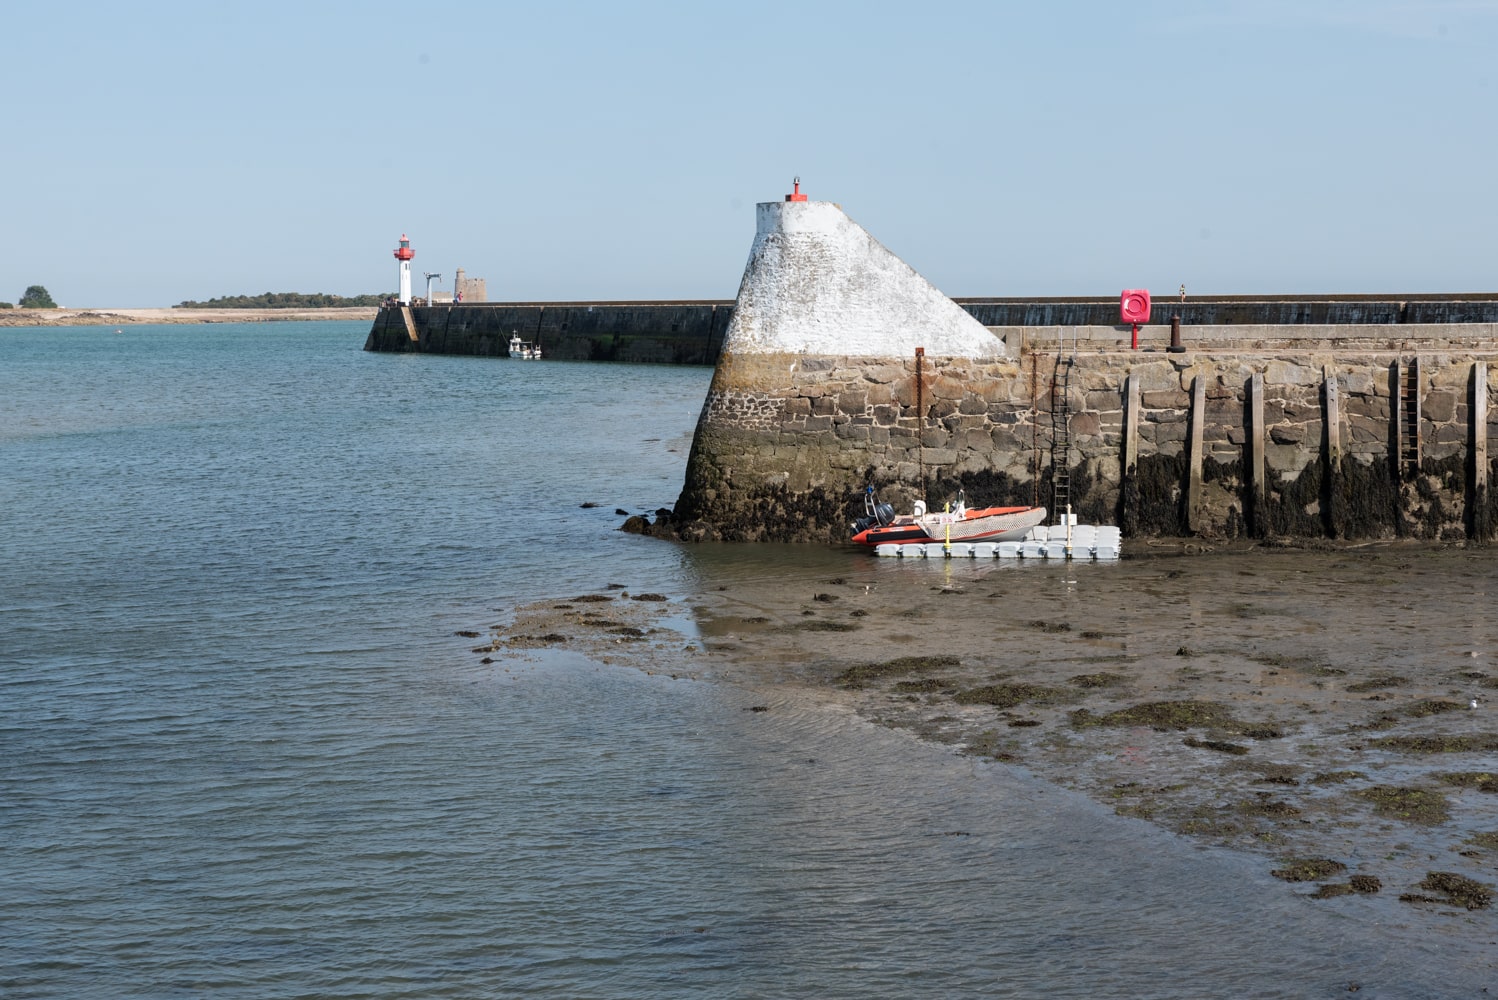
(670, 542, 1498, 989)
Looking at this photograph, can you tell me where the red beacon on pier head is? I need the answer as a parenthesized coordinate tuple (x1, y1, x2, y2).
(393, 234, 414, 262)
(785, 176, 808, 202)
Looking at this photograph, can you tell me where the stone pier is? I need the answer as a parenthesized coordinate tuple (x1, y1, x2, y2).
(662, 193, 1498, 544)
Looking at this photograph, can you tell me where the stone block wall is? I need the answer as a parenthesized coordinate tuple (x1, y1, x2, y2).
(362, 302, 732, 364)
(671, 346, 1498, 543)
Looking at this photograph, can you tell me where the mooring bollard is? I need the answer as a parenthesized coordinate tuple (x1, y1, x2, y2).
(1169, 314, 1185, 353)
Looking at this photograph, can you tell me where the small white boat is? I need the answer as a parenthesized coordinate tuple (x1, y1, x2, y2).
(508, 334, 542, 360)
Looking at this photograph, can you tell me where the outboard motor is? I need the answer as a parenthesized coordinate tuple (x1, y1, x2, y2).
(851, 486, 896, 534)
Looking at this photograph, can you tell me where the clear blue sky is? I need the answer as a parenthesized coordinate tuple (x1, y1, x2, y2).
(5, 0, 1496, 306)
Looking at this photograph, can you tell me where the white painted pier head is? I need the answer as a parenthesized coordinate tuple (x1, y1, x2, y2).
(720, 191, 1007, 359)
(674, 181, 1026, 542)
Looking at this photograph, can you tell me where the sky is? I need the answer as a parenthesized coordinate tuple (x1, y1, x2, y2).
(3, 0, 1496, 307)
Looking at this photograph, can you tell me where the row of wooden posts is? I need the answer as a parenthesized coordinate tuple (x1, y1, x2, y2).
(1113, 359, 1490, 539)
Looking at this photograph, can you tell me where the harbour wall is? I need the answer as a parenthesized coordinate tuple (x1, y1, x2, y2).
(669, 330, 1498, 543)
(363, 294, 1498, 543)
(364, 301, 734, 364)
(362, 295, 1498, 365)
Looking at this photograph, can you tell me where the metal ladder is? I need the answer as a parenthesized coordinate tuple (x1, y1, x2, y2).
(1050, 334, 1075, 521)
(1398, 356, 1421, 478)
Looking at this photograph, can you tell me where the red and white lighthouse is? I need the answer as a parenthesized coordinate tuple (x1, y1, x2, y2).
(393, 234, 415, 304)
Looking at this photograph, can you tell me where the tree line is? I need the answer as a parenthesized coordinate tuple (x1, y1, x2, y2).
(0, 285, 57, 308)
(175, 292, 393, 308)
(1, 287, 391, 309)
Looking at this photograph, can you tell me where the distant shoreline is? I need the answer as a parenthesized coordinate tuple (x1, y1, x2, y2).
(0, 306, 377, 327)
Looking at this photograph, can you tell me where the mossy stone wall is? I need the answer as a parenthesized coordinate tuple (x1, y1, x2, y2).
(672, 348, 1498, 544)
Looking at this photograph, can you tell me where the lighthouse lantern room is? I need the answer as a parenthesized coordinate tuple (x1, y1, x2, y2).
(393, 234, 415, 304)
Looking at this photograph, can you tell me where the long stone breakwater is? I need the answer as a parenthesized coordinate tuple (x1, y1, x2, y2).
(364, 202, 1498, 545)
(364, 295, 1498, 365)
(363, 301, 734, 364)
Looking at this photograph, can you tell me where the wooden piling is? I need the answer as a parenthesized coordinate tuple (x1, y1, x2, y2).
(1325, 370, 1342, 464)
(1249, 372, 1265, 537)
(1473, 361, 1489, 542)
(1388, 361, 1402, 481)
(1121, 373, 1140, 536)
(1474, 361, 1487, 493)
(1187, 374, 1205, 534)
(1324, 369, 1343, 538)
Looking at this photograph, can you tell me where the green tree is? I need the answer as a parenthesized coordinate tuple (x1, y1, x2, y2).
(174, 291, 392, 309)
(19, 285, 57, 308)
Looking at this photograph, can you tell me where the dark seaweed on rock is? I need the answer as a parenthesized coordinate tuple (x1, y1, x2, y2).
(1436, 772, 1498, 792)
(893, 678, 949, 694)
(1069, 672, 1130, 688)
(795, 620, 860, 633)
(1355, 785, 1450, 825)
(1311, 884, 1355, 898)
(954, 683, 1071, 709)
(1069, 700, 1261, 734)
(1370, 734, 1498, 753)
(1402, 872, 1493, 910)
(835, 655, 961, 686)
(1271, 858, 1347, 882)
(1400, 698, 1467, 718)
(1184, 737, 1250, 755)
(1237, 796, 1301, 818)
(1026, 620, 1071, 634)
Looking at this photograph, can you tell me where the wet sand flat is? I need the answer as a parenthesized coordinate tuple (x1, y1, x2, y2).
(474, 542, 1498, 925)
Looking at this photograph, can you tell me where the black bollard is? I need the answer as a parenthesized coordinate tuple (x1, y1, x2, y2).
(1168, 313, 1185, 353)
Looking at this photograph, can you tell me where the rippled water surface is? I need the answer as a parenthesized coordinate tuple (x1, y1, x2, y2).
(0, 323, 1482, 997)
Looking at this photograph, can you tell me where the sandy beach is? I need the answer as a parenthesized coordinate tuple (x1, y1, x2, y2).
(0, 306, 376, 327)
(473, 539, 1498, 935)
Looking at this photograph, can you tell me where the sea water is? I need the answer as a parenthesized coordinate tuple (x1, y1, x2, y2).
(0, 322, 1481, 997)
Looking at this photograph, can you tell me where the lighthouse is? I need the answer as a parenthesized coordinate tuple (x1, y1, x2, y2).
(393, 233, 415, 305)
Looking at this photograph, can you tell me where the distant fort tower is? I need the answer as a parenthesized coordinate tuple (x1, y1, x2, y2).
(454, 267, 487, 304)
(393, 234, 414, 304)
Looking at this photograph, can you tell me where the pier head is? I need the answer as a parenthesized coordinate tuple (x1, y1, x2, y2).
(671, 192, 1022, 542)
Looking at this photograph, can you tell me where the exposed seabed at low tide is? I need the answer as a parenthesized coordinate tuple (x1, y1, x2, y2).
(464, 541, 1498, 990)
